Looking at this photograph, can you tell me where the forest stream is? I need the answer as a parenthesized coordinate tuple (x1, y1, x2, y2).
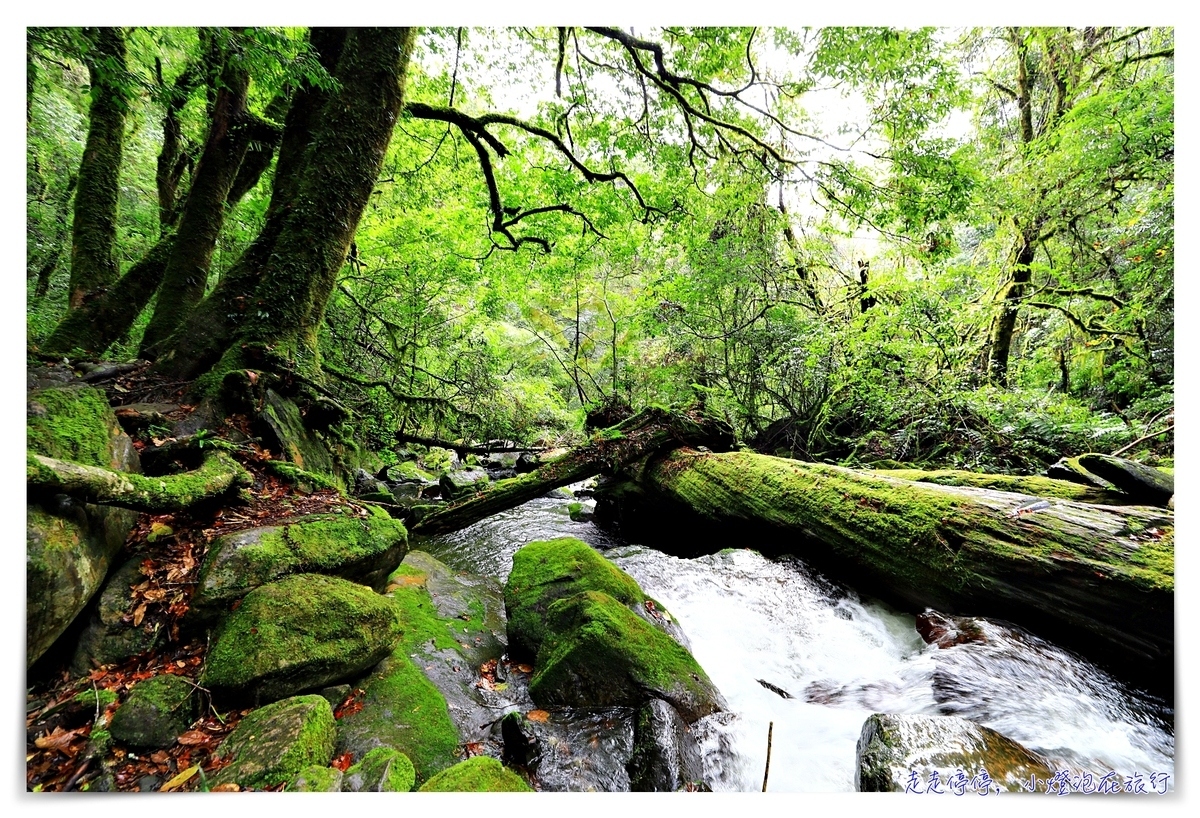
(423, 488, 1174, 793)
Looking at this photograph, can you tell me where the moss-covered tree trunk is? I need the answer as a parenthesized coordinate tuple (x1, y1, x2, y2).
(619, 449, 1173, 688)
(152, 28, 349, 381)
(193, 27, 416, 388)
(139, 43, 253, 359)
(67, 27, 129, 311)
(987, 232, 1037, 387)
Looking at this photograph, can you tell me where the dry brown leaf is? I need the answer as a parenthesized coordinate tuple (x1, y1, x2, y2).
(34, 726, 84, 754)
(131, 603, 147, 627)
(526, 710, 550, 723)
(210, 782, 241, 792)
(176, 730, 213, 746)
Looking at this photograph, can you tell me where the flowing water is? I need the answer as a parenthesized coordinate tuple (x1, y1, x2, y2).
(421, 490, 1174, 793)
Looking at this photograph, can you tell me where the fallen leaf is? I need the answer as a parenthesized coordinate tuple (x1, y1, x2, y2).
(176, 730, 213, 746)
(160, 764, 199, 792)
(464, 742, 484, 757)
(515, 664, 533, 674)
(331, 752, 354, 772)
(35, 726, 84, 755)
(131, 603, 147, 628)
(210, 782, 241, 792)
(526, 710, 550, 723)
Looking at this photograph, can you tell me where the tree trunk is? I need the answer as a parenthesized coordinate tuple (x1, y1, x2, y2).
(139, 43, 253, 358)
(412, 407, 735, 536)
(614, 449, 1172, 689)
(155, 56, 203, 233)
(27, 450, 251, 513)
(68, 27, 129, 310)
(153, 28, 350, 382)
(987, 233, 1037, 386)
(41, 235, 174, 355)
(204, 27, 417, 385)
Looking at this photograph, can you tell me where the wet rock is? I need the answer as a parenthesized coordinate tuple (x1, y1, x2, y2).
(627, 699, 706, 792)
(530, 590, 725, 723)
(1076, 453, 1173, 507)
(515, 452, 540, 473)
(915, 610, 988, 649)
(171, 397, 221, 438)
(201, 574, 402, 703)
(342, 746, 416, 792)
(501, 712, 541, 768)
(70, 558, 165, 673)
(213, 695, 337, 790)
(416, 756, 533, 792)
(190, 508, 407, 617)
(27, 385, 139, 666)
(109, 674, 198, 749)
(353, 468, 390, 497)
(439, 468, 490, 499)
(855, 713, 1056, 792)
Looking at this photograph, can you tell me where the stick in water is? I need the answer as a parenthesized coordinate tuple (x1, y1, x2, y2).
(762, 721, 774, 792)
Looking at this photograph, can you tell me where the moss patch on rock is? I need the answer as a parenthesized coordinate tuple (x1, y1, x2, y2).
(416, 756, 533, 792)
(109, 674, 198, 749)
(192, 507, 407, 615)
(213, 695, 336, 790)
(530, 590, 723, 723)
(342, 746, 416, 792)
(201, 573, 402, 702)
(27, 386, 127, 468)
(505, 537, 646, 660)
(289, 764, 343, 792)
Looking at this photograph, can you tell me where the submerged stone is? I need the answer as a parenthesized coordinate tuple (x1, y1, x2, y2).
(855, 713, 1056, 792)
(213, 695, 337, 790)
(201, 573, 402, 703)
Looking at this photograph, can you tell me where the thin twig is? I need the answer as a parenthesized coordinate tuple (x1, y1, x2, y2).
(762, 720, 773, 792)
(1111, 423, 1174, 458)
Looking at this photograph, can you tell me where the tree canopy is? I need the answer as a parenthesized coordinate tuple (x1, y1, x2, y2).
(26, 24, 1174, 472)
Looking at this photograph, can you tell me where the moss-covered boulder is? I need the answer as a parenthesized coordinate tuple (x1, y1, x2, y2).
(855, 713, 1056, 793)
(191, 507, 408, 617)
(201, 574, 402, 702)
(439, 468, 490, 499)
(342, 746, 416, 792)
(417, 756, 533, 792)
(504, 537, 646, 660)
(530, 591, 724, 723)
(70, 557, 164, 673)
(213, 695, 336, 790)
(27, 385, 140, 666)
(289, 765, 343, 792)
(333, 646, 460, 783)
(109, 674, 198, 749)
(259, 389, 338, 482)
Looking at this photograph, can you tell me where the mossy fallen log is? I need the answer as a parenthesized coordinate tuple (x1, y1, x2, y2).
(411, 407, 733, 536)
(869, 468, 1131, 505)
(626, 449, 1173, 686)
(27, 449, 252, 512)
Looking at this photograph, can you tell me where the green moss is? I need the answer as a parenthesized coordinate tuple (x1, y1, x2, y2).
(200, 573, 403, 701)
(27, 387, 121, 468)
(289, 764, 343, 792)
(72, 687, 118, 716)
(529, 590, 722, 721)
(344, 746, 416, 792)
(109, 674, 198, 748)
(334, 646, 460, 783)
(505, 537, 647, 659)
(416, 756, 533, 792)
(266, 460, 343, 492)
(391, 460, 437, 483)
(872, 468, 1127, 504)
(214, 695, 337, 790)
(193, 507, 407, 611)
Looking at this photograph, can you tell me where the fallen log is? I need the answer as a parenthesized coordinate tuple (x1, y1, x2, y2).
(411, 407, 734, 537)
(869, 468, 1131, 505)
(616, 449, 1173, 689)
(27, 450, 252, 513)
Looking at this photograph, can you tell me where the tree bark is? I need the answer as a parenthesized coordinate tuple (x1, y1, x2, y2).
(41, 235, 174, 355)
(27, 450, 251, 513)
(68, 27, 129, 310)
(139, 40, 253, 359)
(412, 407, 734, 536)
(987, 232, 1037, 386)
(208, 27, 417, 382)
(616, 449, 1173, 688)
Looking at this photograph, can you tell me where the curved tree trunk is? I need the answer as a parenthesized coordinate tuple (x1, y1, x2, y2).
(68, 27, 129, 311)
(987, 232, 1037, 386)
